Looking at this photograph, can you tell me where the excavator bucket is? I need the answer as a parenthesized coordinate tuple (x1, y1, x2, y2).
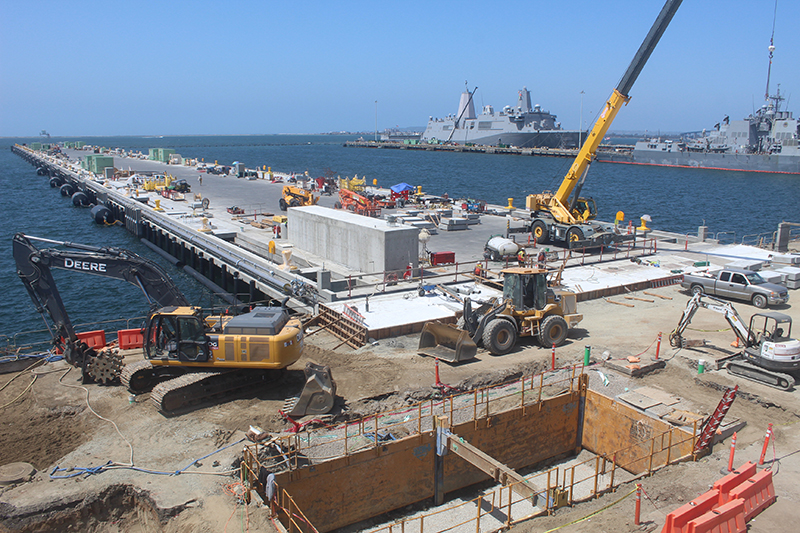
(283, 362, 337, 417)
(418, 322, 478, 363)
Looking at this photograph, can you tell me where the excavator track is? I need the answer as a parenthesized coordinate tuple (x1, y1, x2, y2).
(150, 369, 273, 414)
(726, 360, 795, 391)
(121, 360, 157, 393)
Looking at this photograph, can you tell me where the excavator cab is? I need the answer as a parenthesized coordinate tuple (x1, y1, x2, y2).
(145, 307, 210, 362)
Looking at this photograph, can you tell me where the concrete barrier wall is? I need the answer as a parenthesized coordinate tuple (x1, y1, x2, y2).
(287, 206, 419, 273)
(582, 390, 693, 474)
(274, 389, 582, 532)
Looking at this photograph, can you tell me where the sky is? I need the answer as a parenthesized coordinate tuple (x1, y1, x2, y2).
(1, 0, 798, 137)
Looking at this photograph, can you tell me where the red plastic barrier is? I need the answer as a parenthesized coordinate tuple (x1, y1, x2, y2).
(56, 330, 107, 354)
(713, 462, 757, 504)
(117, 328, 144, 350)
(661, 489, 721, 533)
(77, 330, 107, 348)
(685, 498, 746, 533)
(729, 469, 776, 522)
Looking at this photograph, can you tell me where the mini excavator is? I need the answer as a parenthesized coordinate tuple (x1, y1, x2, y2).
(13, 233, 335, 414)
(670, 292, 800, 390)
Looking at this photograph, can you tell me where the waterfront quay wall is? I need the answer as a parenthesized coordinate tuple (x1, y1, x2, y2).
(11, 145, 316, 313)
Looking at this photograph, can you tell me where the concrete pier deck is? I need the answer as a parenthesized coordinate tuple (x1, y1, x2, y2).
(13, 143, 800, 339)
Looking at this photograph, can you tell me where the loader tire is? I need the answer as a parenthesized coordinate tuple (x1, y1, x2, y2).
(539, 315, 568, 347)
(482, 319, 516, 355)
(279, 198, 288, 211)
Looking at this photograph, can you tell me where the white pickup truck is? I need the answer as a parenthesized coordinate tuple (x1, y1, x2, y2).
(680, 267, 789, 309)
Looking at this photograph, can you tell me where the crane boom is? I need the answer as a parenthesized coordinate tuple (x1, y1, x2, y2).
(527, 0, 682, 233)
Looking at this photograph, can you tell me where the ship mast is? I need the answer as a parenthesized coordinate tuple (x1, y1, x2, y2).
(764, 0, 778, 102)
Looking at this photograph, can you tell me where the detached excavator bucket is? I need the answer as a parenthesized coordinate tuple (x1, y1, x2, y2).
(418, 322, 477, 363)
(284, 362, 337, 417)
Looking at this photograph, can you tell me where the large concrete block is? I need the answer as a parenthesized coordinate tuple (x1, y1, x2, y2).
(288, 206, 419, 273)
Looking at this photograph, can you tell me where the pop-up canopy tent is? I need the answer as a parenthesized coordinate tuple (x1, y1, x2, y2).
(390, 183, 414, 193)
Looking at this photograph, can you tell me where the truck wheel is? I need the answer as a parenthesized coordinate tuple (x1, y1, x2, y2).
(539, 315, 568, 347)
(690, 285, 704, 296)
(482, 320, 516, 355)
(531, 220, 549, 243)
(752, 294, 768, 309)
(279, 198, 288, 211)
(490, 250, 500, 262)
(566, 227, 584, 243)
(334, 201, 342, 209)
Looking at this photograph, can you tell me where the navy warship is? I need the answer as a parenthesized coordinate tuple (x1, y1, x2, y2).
(421, 86, 584, 148)
(598, 6, 800, 175)
(599, 87, 800, 174)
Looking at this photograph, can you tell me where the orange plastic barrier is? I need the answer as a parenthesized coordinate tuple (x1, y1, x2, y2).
(56, 330, 108, 354)
(117, 328, 144, 350)
(685, 498, 746, 533)
(713, 461, 757, 504)
(77, 330, 107, 348)
(728, 469, 776, 522)
(661, 489, 721, 533)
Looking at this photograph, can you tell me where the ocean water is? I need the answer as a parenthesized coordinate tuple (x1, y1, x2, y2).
(2, 134, 798, 344)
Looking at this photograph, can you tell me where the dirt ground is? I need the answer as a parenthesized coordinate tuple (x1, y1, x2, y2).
(1, 283, 799, 532)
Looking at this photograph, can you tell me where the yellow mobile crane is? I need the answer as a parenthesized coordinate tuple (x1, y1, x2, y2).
(527, 0, 682, 247)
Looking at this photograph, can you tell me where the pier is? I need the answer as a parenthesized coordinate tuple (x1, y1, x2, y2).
(10, 142, 800, 350)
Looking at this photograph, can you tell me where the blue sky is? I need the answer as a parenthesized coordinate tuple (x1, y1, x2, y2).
(1, 0, 798, 136)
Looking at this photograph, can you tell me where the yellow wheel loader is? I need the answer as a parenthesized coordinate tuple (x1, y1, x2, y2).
(418, 267, 582, 362)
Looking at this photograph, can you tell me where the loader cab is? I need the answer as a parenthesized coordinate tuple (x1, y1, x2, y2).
(145, 307, 210, 362)
(502, 268, 548, 311)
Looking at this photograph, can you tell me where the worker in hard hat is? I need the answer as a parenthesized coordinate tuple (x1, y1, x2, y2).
(517, 248, 526, 266)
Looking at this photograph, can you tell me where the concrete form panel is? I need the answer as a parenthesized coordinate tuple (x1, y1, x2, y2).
(287, 206, 419, 273)
(274, 390, 582, 532)
(582, 390, 693, 474)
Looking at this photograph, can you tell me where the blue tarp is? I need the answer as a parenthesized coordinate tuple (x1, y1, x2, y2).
(390, 183, 414, 193)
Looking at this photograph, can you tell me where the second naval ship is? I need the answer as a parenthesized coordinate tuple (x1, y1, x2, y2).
(421, 86, 584, 149)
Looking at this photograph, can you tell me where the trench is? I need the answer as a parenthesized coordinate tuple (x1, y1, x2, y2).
(241, 367, 698, 533)
(0, 484, 183, 533)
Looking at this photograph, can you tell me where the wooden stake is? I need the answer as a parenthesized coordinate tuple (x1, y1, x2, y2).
(643, 291, 672, 300)
(605, 298, 635, 308)
(624, 296, 654, 302)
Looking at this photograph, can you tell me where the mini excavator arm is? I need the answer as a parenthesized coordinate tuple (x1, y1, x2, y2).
(669, 293, 754, 348)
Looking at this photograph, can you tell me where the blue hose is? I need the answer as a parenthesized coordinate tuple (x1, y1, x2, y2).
(50, 438, 246, 479)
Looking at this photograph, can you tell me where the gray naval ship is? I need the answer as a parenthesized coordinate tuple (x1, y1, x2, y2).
(421, 86, 584, 148)
(598, 18, 800, 175)
(599, 88, 800, 174)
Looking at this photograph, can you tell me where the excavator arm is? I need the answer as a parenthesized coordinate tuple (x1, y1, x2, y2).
(527, 0, 683, 224)
(13, 233, 189, 367)
(669, 293, 754, 348)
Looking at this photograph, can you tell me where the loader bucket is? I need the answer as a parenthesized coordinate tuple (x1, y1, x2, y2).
(418, 322, 477, 363)
(283, 362, 337, 417)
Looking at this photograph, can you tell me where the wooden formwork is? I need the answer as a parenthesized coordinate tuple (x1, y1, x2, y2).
(317, 303, 368, 348)
(241, 369, 697, 533)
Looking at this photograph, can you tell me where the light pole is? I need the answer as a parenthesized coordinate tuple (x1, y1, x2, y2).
(579, 90, 585, 146)
(374, 100, 378, 142)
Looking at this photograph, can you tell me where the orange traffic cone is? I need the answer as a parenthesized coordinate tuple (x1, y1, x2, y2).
(730, 337, 740, 348)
